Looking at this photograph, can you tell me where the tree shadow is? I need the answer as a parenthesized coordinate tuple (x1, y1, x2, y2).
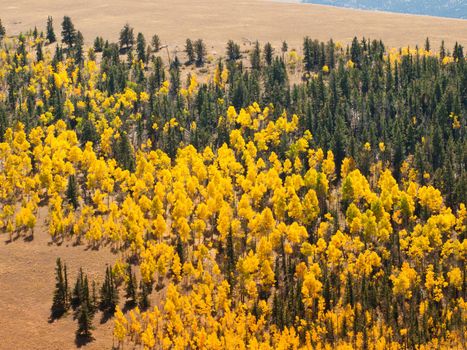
(122, 301, 136, 313)
(23, 234, 34, 242)
(99, 309, 113, 325)
(75, 334, 94, 348)
(48, 308, 67, 323)
(5, 234, 20, 244)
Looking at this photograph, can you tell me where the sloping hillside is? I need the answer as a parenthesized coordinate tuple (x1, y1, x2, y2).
(0, 0, 465, 51)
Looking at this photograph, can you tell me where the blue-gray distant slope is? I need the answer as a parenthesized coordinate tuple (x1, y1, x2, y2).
(302, 0, 467, 19)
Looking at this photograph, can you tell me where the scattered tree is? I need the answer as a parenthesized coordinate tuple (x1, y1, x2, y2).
(61, 16, 76, 49)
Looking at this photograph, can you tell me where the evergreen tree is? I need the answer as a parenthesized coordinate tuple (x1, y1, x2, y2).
(74, 31, 84, 65)
(138, 280, 151, 309)
(350, 36, 361, 67)
(250, 41, 261, 70)
(303, 37, 313, 71)
(76, 303, 93, 339)
(226, 40, 241, 61)
(194, 39, 207, 67)
(81, 118, 99, 145)
(151, 34, 161, 52)
(281, 41, 288, 56)
(169, 61, 181, 96)
(72, 268, 85, 309)
(66, 175, 79, 210)
(0, 104, 8, 142)
(125, 265, 137, 306)
(100, 266, 119, 313)
(327, 39, 335, 69)
(51, 258, 70, 319)
(425, 37, 430, 52)
(36, 42, 44, 61)
(136, 32, 146, 63)
(52, 45, 64, 67)
(119, 24, 134, 51)
(439, 40, 446, 60)
(46, 16, 56, 44)
(90, 280, 98, 316)
(185, 39, 195, 64)
(113, 131, 135, 172)
(0, 19, 5, 40)
(264, 42, 274, 66)
(151, 56, 165, 88)
(16, 34, 27, 66)
(453, 42, 464, 61)
(93, 37, 104, 53)
(61, 16, 76, 49)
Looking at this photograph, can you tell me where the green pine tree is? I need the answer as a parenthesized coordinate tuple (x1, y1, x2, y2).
(151, 34, 161, 52)
(51, 258, 70, 319)
(61, 16, 76, 49)
(46, 16, 56, 44)
(72, 268, 84, 309)
(185, 39, 195, 64)
(66, 175, 79, 210)
(119, 23, 134, 51)
(0, 19, 6, 40)
(264, 42, 274, 66)
(100, 266, 119, 313)
(194, 39, 206, 67)
(136, 32, 146, 63)
(76, 303, 93, 339)
(125, 265, 137, 306)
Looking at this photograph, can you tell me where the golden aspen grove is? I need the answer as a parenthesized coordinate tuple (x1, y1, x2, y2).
(0, 14, 466, 350)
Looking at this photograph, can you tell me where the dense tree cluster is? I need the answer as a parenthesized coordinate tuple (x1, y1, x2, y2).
(0, 17, 466, 349)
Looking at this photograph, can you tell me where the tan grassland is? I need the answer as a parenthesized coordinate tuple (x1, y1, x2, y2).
(1, 0, 466, 52)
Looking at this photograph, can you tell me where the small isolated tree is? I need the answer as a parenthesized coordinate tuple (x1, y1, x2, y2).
(93, 36, 104, 53)
(185, 38, 195, 64)
(46, 16, 56, 44)
(76, 302, 93, 339)
(425, 37, 430, 52)
(440, 40, 446, 60)
(136, 32, 146, 63)
(90, 280, 98, 316)
(226, 40, 241, 61)
(0, 19, 6, 40)
(36, 42, 44, 61)
(66, 175, 79, 210)
(52, 45, 64, 67)
(151, 34, 160, 52)
(125, 265, 137, 307)
(74, 31, 84, 65)
(281, 40, 288, 58)
(100, 266, 119, 313)
(61, 16, 76, 49)
(250, 41, 261, 70)
(51, 258, 70, 319)
(119, 23, 134, 51)
(72, 268, 85, 309)
(264, 42, 274, 66)
(113, 131, 135, 172)
(194, 39, 207, 67)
